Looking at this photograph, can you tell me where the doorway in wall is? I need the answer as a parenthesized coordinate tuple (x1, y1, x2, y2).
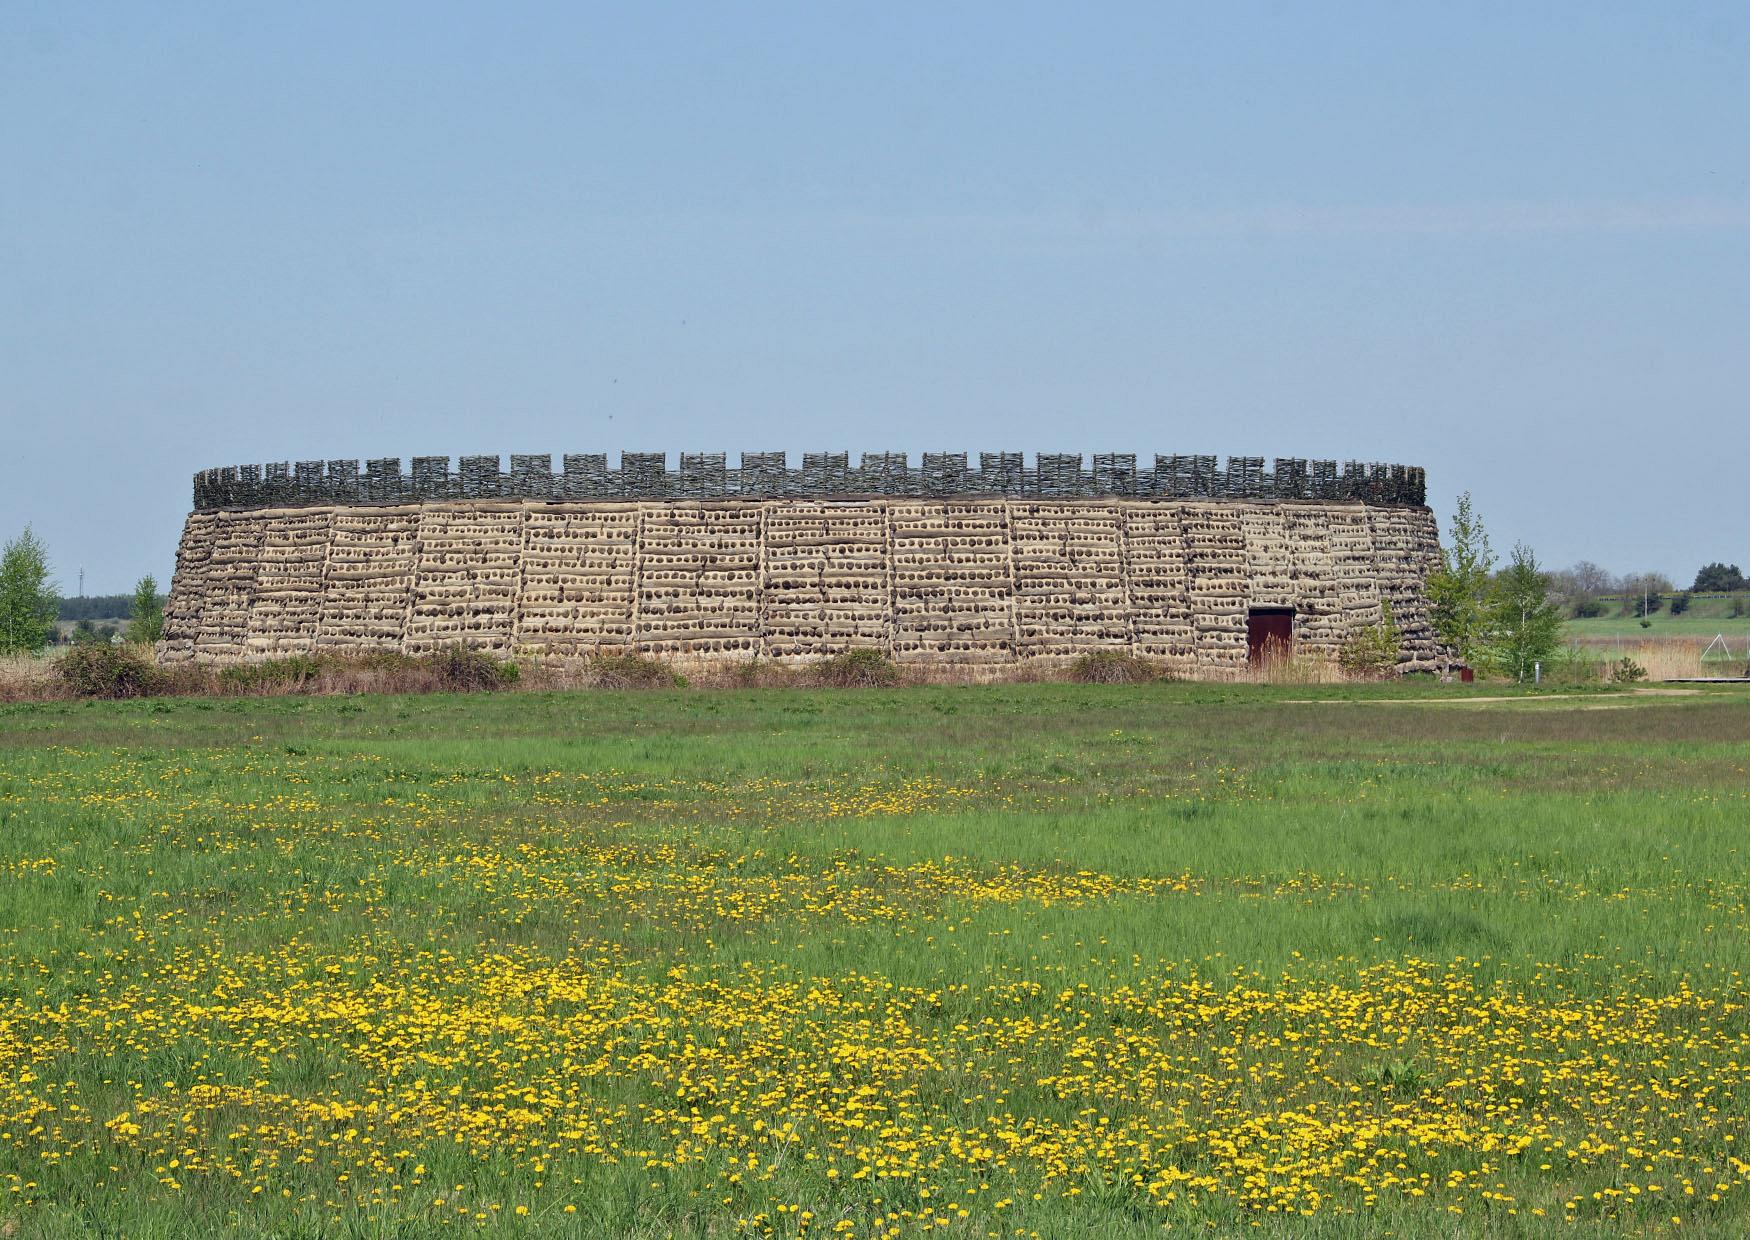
(1246, 608, 1294, 667)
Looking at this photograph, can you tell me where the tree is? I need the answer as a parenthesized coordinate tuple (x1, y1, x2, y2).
(1551, 560, 1613, 619)
(1669, 591, 1691, 616)
(1489, 543, 1565, 682)
(1566, 561, 1615, 596)
(1694, 562, 1746, 593)
(1621, 572, 1673, 618)
(1427, 492, 1495, 669)
(0, 526, 59, 655)
(130, 574, 164, 645)
(1339, 600, 1403, 679)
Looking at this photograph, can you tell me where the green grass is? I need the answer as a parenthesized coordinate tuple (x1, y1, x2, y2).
(1566, 592, 1750, 640)
(3, 682, 1750, 1237)
(1567, 614, 1750, 640)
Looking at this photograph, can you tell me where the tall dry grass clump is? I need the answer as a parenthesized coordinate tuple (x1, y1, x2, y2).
(214, 649, 519, 695)
(1244, 651, 1347, 685)
(0, 653, 58, 701)
(1065, 651, 1165, 684)
(811, 648, 902, 687)
(576, 652, 687, 689)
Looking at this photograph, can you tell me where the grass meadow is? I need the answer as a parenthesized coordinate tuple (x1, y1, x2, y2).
(3, 682, 1750, 1237)
(1564, 593, 1750, 644)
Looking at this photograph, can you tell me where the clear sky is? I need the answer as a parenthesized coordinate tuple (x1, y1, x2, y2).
(4, 4, 1746, 593)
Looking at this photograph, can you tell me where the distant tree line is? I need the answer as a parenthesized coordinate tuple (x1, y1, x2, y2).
(1548, 560, 1747, 621)
(59, 593, 151, 622)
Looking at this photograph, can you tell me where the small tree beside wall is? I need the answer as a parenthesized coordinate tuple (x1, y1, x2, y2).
(1427, 492, 1494, 671)
(1340, 601, 1403, 680)
(1490, 543, 1564, 682)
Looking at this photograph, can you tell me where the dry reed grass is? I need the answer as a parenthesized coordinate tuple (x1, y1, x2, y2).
(1241, 651, 1347, 685)
(0, 653, 59, 701)
(1571, 637, 1749, 681)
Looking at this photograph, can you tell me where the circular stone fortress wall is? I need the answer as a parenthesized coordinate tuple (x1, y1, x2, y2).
(161, 451, 1441, 679)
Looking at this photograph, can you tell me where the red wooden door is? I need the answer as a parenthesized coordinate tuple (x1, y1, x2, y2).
(1246, 609, 1294, 665)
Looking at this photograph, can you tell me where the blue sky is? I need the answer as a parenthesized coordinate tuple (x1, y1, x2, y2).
(4, 4, 1746, 592)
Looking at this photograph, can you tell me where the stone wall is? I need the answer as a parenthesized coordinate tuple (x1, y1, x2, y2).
(161, 495, 1444, 677)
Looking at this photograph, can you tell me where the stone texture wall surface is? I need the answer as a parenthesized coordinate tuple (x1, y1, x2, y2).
(162, 497, 1444, 677)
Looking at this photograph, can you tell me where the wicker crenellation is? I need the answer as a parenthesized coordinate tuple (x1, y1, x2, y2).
(193, 452, 1428, 511)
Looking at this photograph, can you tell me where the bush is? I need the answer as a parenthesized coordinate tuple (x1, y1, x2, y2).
(217, 655, 326, 694)
(1607, 657, 1647, 684)
(584, 652, 683, 689)
(812, 648, 901, 687)
(1066, 651, 1161, 685)
(429, 644, 519, 691)
(55, 644, 162, 699)
(726, 657, 793, 688)
(1339, 602, 1403, 680)
(1669, 591, 1691, 616)
(1544, 644, 1601, 686)
(69, 619, 121, 645)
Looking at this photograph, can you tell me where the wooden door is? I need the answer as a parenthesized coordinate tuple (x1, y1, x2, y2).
(1246, 608, 1294, 666)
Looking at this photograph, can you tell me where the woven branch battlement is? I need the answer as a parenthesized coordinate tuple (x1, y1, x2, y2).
(193, 452, 1427, 511)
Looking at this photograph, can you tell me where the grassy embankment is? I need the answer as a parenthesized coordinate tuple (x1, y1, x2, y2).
(1566, 593, 1750, 641)
(3, 682, 1750, 1237)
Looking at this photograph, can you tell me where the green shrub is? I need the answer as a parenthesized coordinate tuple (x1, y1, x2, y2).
(55, 643, 162, 699)
(218, 656, 325, 693)
(1066, 651, 1161, 685)
(1546, 644, 1602, 686)
(812, 648, 901, 687)
(727, 657, 792, 688)
(1339, 602, 1403, 680)
(343, 650, 423, 675)
(1608, 657, 1648, 684)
